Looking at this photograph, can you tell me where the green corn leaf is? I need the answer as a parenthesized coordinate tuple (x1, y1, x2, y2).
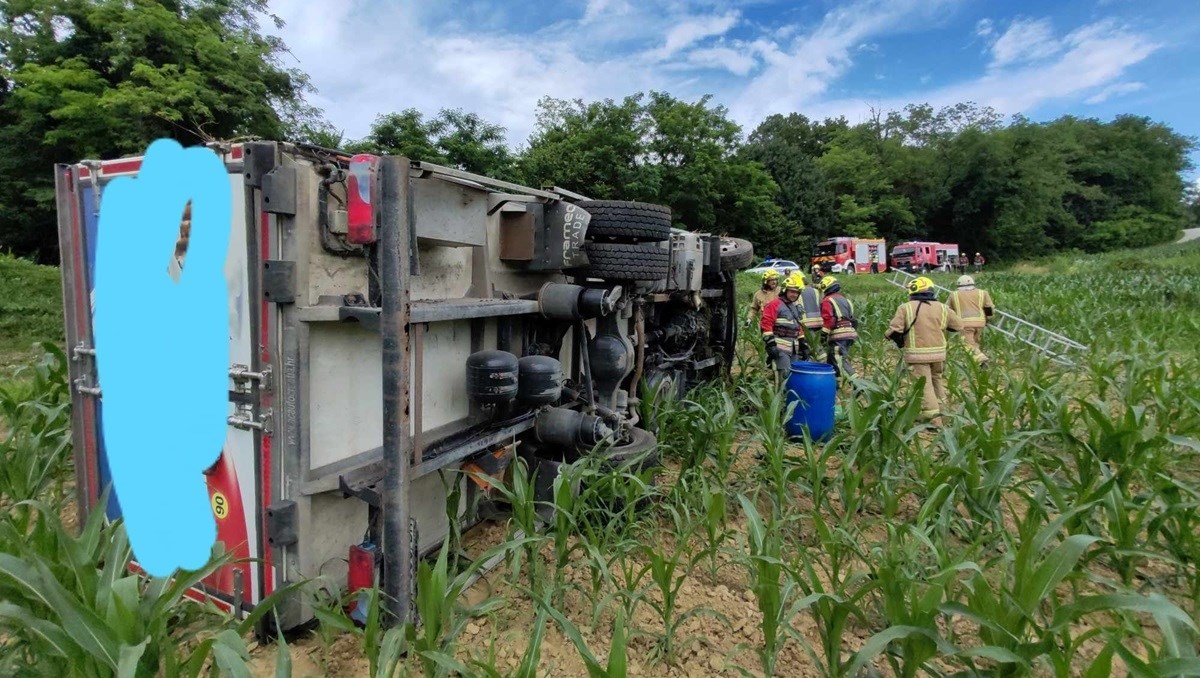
(1051, 593, 1197, 634)
(417, 649, 471, 677)
(0, 601, 77, 660)
(845, 625, 955, 677)
(1022, 534, 1100, 612)
(376, 627, 406, 678)
(1167, 435, 1200, 453)
(116, 638, 149, 678)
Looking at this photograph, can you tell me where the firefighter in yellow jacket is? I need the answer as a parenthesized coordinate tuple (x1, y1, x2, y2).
(746, 269, 782, 327)
(885, 276, 963, 424)
(947, 275, 994, 367)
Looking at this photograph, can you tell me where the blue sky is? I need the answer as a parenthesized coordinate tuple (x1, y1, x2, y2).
(267, 0, 1200, 174)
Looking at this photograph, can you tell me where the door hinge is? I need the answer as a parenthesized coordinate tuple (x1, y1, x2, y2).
(230, 364, 272, 392)
(229, 404, 273, 434)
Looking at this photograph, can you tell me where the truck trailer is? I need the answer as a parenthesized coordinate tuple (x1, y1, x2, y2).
(53, 141, 751, 630)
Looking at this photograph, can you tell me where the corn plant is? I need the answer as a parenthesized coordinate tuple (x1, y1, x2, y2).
(470, 608, 548, 678)
(0, 492, 300, 677)
(639, 503, 711, 665)
(862, 524, 978, 678)
(405, 539, 507, 678)
(742, 379, 800, 516)
(0, 344, 72, 515)
(532, 588, 630, 678)
(789, 516, 875, 678)
(737, 494, 811, 677)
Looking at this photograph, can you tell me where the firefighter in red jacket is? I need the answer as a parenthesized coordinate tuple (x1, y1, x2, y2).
(818, 276, 858, 378)
(761, 272, 810, 376)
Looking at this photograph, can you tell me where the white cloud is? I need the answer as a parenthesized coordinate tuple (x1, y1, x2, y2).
(263, 1, 1163, 148)
(729, 0, 963, 122)
(684, 46, 758, 76)
(650, 12, 740, 60)
(989, 17, 1062, 68)
(1084, 80, 1146, 104)
(975, 18, 994, 37)
(803, 19, 1159, 125)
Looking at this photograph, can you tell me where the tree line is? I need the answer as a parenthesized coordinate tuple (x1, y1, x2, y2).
(2, 0, 1196, 263)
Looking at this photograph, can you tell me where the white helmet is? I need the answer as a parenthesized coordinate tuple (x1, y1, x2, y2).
(956, 275, 976, 289)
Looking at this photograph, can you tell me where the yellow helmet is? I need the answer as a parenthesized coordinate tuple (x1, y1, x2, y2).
(762, 269, 781, 284)
(907, 276, 934, 295)
(782, 272, 805, 292)
(818, 275, 840, 294)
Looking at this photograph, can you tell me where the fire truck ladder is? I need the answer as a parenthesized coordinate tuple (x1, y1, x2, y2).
(885, 269, 1087, 366)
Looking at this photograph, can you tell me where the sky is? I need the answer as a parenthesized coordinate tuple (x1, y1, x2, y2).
(264, 0, 1200, 174)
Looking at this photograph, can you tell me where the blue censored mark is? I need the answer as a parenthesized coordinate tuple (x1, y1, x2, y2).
(92, 139, 231, 576)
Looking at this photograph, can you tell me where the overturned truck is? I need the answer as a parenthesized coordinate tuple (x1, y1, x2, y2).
(54, 142, 753, 630)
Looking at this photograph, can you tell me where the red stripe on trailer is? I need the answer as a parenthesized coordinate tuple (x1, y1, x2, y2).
(127, 562, 235, 613)
(100, 159, 143, 176)
(259, 209, 274, 596)
(66, 169, 100, 506)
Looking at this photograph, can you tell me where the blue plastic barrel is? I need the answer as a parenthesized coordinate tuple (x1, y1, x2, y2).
(785, 361, 837, 441)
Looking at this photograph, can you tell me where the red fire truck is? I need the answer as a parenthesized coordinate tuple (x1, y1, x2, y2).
(889, 241, 962, 272)
(810, 237, 888, 274)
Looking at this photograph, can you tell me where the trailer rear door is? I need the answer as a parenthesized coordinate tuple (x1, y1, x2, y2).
(54, 147, 267, 612)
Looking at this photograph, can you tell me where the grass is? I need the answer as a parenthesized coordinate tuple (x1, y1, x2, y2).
(1, 240, 1199, 675)
(0, 253, 64, 371)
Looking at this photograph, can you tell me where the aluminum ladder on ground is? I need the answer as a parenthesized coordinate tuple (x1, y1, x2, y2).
(884, 268, 1087, 366)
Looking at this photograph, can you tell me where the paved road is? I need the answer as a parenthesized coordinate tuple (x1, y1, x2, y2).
(1180, 228, 1200, 243)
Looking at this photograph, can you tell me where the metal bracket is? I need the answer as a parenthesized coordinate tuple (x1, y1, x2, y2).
(265, 500, 298, 548)
(229, 406, 273, 434)
(263, 260, 296, 304)
(73, 378, 101, 397)
(230, 364, 272, 392)
(261, 166, 297, 216)
(242, 142, 278, 188)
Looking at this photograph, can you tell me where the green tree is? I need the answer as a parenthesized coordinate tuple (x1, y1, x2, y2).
(0, 0, 313, 261)
(355, 107, 514, 177)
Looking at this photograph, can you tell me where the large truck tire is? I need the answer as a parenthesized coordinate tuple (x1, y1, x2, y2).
(578, 200, 672, 242)
(580, 242, 670, 281)
(719, 237, 755, 271)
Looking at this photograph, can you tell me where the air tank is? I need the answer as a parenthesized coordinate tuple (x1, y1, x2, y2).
(465, 350, 519, 405)
(517, 356, 563, 406)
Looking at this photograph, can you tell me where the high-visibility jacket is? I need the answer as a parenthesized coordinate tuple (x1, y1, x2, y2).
(948, 288, 994, 329)
(798, 287, 824, 329)
(886, 299, 964, 364)
(820, 293, 859, 342)
(747, 287, 780, 323)
(761, 297, 806, 353)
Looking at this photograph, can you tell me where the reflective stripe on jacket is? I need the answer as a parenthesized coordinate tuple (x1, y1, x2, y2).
(821, 293, 859, 342)
(799, 287, 824, 329)
(887, 300, 963, 364)
(948, 289, 993, 328)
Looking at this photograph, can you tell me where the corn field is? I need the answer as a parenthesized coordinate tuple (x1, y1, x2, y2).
(2, 242, 1199, 676)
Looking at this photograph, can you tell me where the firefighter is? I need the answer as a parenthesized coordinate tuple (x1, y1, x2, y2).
(761, 272, 810, 376)
(974, 252, 986, 272)
(817, 276, 858, 378)
(948, 275, 994, 367)
(885, 276, 963, 425)
(870, 250, 880, 274)
(797, 272, 826, 355)
(746, 269, 781, 327)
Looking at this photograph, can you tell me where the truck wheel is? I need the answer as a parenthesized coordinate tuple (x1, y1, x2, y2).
(578, 200, 672, 242)
(602, 427, 660, 473)
(719, 237, 754, 271)
(579, 242, 670, 281)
